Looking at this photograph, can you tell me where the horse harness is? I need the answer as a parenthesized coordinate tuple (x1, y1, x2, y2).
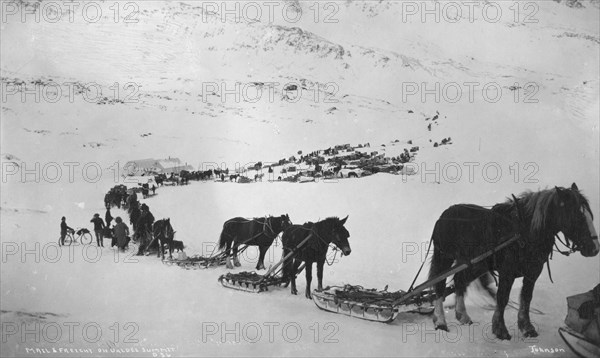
(283, 224, 341, 266)
(408, 195, 526, 291)
(224, 217, 278, 244)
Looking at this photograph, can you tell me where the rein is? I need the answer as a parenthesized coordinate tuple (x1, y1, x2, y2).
(287, 224, 343, 266)
(224, 216, 279, 242)
(553, 234, 576, 256)
(309, 225, 345, 266)
(545, 234, 577, 284)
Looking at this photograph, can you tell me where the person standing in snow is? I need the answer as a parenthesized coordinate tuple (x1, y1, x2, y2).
(129, 201, 141, 239)
(136, 203, 155, 255)
(105, 207, 113, 227)
(113, 217, 130, 251)
(60, 216, 73, 246)
(90, 213, 106, 247)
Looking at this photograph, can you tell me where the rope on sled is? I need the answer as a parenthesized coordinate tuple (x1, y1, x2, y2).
(328, 284, 407, 306)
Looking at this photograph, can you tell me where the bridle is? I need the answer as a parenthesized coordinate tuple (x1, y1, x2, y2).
(292, 222, 347, 266)
(553, 206, 595, 256)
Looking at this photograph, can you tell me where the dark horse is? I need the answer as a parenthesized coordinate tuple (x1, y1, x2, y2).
(218, 215, 292, 270)
(282, 216, 352, 299)
(429, 183, 599, 340)
(153, 219, 175, 260)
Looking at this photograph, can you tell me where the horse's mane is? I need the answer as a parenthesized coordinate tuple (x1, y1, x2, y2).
(309, 217, 341, 230)
(512, 187, 591, 238)
(321, 217, 342, 225)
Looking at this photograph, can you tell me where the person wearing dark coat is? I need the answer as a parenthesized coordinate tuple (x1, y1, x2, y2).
(60, 216, 73, 246)
(141, 183, 149, 198)
(105, 208, 113, 227)
(113, 217, 130, 251)
(136, 203, 155, 255)
(90, 213, 106, 247)
(130, 204, 141, 237)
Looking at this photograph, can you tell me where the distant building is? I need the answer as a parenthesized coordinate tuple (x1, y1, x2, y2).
(122, 157, 194, 176)
(156, 157, 194, 174)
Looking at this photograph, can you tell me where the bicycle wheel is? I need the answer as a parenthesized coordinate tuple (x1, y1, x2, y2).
(63, 234, 73, 246)
(80, 232, 93, 245)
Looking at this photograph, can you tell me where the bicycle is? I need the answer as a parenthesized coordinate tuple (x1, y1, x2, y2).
(59, 228, 93, 246)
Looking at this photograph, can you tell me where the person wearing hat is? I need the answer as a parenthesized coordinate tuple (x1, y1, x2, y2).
(136, 203, 155, 255)
(90, 213, 106, 247)
(60, 216, 74, 246)
(113, 217, 130, 251)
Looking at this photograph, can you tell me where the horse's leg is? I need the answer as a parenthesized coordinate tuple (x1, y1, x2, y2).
(256, 246, 267, 270)
(316, 258, 324, 291)
(232, 242, 241, 267)
(454, 270, 473, 325)
(291, 259, 303, 295)
(225, 239, 234, 269)
(305, 262, 313, 299)
(431, 250, 453, 331)
(518, 266, 542, 337)
(492, 273, 516, 340)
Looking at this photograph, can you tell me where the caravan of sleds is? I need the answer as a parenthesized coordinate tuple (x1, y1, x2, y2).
(108, 182, 599, 349)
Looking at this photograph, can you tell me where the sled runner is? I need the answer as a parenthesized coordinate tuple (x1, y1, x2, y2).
(311, 232, 521, 323)
(313, 284, 456, 323)
(163, 246, 249, 269)
(218, 234, 312, 293)
(559, 326, 600, 358)
(559, 284, 600, 358)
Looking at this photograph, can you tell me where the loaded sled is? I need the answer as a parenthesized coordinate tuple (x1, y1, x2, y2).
(163, 246, 249, 269)
(559, 284, 600, 358)
(312, 232, 521, 323)
(218, 233, 313, 293)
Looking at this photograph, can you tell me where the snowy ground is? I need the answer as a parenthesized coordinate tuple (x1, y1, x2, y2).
(1, 0, 599, 357)
(1, 175, 599, 357)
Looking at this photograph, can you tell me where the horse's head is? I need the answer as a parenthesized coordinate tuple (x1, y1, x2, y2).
(279, 214, 293, 231)
(155, 218, 175, 241)
(555, 183, 599, 257)
(165, 218, 175, 240)
(326, 215, 351, 256)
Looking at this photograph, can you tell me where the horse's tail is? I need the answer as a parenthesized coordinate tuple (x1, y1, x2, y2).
(218, 222, 231, 250)
(428, 218, 445, 282)
(428, 213, 457, 300)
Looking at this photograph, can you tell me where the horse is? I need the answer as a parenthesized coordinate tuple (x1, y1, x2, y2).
(153, 219, 175, 260)
(154, 174, 166, 186)
(282, 216, 352, 299)
(179, 170, 191, 185)
(429, 183, 599, 340)
(218, 215, 292, 270)
(104, 188, 123, 209)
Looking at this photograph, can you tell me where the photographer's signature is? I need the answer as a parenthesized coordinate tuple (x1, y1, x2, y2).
(529, 345, 566, 354)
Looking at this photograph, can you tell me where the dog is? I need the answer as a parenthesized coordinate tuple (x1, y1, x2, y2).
(172, 240, 185, 252)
